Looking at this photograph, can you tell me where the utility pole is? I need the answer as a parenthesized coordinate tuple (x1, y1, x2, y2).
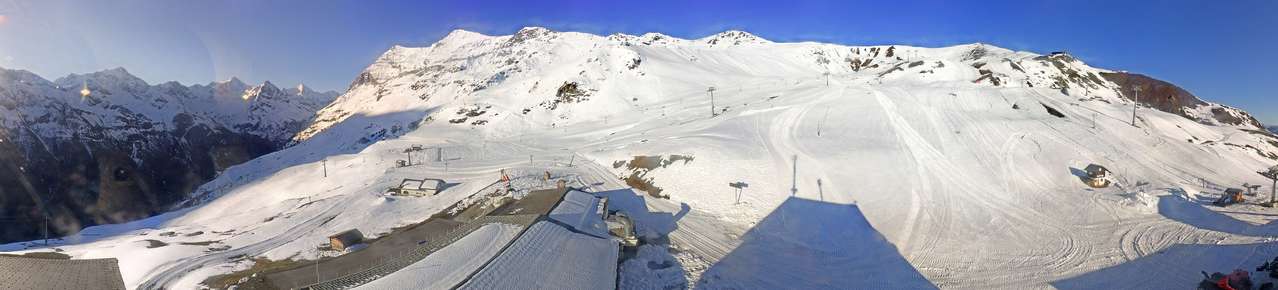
(823, 72, 830, 87)
(322, 159, 327, 178)
(707, 86, 717, 117)
(1131, 86, 1141, 127)
(791, 155, 798, 196)
(315, 243, 321, 284)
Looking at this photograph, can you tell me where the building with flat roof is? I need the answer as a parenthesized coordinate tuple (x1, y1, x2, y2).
(459, 188, 619, 290)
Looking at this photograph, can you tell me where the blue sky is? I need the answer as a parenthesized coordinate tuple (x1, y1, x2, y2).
(2, 0, 1276, 123)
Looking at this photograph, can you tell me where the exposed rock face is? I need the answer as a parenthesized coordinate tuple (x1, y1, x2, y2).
(1101, 72, 1263, 129)
(0, 67, 336, 243)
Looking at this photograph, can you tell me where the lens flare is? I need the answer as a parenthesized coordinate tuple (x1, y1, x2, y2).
(79, 81, 90, 98)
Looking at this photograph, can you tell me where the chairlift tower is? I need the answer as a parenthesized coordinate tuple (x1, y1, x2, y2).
(707, 86, 717, 117)
(1259, 165, 1278, 206)
(1130, 86, 1141, 127)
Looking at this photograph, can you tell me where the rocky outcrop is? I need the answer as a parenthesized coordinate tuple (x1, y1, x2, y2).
(1101, 72, 1263, 129)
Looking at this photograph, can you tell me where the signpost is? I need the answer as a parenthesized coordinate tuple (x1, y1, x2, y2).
(729, 182, 749, 204)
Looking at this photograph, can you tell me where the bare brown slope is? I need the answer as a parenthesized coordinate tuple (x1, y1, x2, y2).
(1101, 72, 1263, 129)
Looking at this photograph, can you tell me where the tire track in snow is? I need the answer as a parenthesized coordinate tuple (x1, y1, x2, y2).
(871, 87, 1110, 288)
(139, 193, 356, 289)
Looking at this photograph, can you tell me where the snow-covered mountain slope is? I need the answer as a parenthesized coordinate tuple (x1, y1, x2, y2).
(0, 67, 337, 243)
(9, 27, 1278, 289)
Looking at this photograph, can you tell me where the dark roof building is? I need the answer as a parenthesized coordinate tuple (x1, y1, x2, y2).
(0, 256, 126, 290)
(328, 229, 365, 251)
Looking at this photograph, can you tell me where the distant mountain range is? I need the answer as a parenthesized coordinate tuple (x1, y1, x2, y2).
(0, 67, 336, 243)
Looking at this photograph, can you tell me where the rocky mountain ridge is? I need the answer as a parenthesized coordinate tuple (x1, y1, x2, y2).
(0, 67, 337, 243)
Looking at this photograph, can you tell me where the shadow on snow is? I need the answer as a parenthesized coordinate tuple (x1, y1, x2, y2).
(593, 188, 693, 289)
(1157, 194, 1278, 237)
(1052, 242, 1278, 289)
(694, 197, 935, 290)
(1054, 192, 1278, 289)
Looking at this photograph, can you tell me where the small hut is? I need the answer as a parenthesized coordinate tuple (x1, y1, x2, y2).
(328, 229, 364, 251)
(1084, 164, 1111, 188)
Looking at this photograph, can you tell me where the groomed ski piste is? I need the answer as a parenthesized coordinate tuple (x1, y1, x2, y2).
(6, 27, 1278, 289)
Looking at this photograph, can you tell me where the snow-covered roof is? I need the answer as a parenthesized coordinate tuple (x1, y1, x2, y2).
(357, 223, 521, 290)
(547, 189, 609, 238)
(458, 221, 618, 290)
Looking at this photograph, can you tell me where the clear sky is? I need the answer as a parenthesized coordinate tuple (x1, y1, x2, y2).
(2, 0, 1276, 123)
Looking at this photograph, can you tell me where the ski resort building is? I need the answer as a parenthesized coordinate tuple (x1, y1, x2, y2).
(1084, 164, 1111, 188)
(389, 178, 445, 196)
(275, 187, 621, 289)
(0, 256, 126, 290)
(459, 189, 619, 289)
(328, 229, 365, 251)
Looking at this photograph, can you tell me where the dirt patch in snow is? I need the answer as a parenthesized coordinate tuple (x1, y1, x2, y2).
(614, 155, 694, 198)
(202, 257, 306, 290)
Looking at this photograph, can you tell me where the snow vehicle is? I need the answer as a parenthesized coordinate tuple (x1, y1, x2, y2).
(1199, 269, 1253, 290)
(1215, 189, 1247, 207)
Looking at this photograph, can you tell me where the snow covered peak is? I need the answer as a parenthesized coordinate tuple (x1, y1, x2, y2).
(637, 32, 684, 45)
(0, 67, 49, 86)
(506, 26, 558, 45)
(700, 30, 771, 46)
(438, 29, 494, 45)
(294, 83, 309, 96)
(54, 67, 150, 92)
(222, 76, 247, 87)
(209, 77, 251, 100)
(244, 81, 284, 100)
